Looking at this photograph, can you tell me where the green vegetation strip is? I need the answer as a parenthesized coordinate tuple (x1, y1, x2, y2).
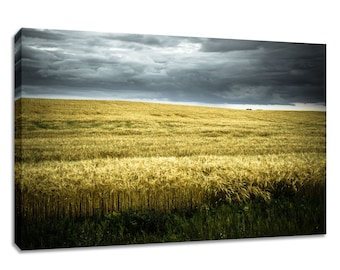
(17, 196, 325, 250)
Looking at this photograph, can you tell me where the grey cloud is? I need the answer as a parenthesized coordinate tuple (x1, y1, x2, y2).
(200, 38, 264, 52)
(108, 33, 190, 49)
(21, 28, 67, 41)
(111, 34, 163, 47)
(15, 28, 326, 107)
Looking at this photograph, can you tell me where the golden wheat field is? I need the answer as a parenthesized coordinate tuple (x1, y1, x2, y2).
(15, 98, 326, 222)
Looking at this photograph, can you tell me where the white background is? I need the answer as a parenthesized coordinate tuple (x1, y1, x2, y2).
(1, 1, 339, 269)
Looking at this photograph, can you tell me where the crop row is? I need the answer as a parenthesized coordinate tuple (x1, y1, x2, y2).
(15, 153, 325, 222)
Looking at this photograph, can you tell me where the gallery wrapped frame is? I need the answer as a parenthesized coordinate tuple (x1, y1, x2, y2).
(14, 28, 326, 250)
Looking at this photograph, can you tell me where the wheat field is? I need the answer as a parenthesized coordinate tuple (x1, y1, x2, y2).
(15, 98, 326, 225)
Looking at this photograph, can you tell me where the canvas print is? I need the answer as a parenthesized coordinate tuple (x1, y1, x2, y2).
(14, 28, 326, 250)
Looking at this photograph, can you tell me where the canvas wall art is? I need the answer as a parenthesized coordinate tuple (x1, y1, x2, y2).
(14, 28, 326, 250)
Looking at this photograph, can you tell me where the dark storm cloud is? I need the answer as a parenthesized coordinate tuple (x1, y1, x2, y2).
(15, 28, 325, 107)
(200, 38, 263, 52)
(109, 34, 164, 47)
(20, 28, 67, 41)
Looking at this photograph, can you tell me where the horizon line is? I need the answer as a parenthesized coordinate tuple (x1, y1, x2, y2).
(15, 96, 326, 112)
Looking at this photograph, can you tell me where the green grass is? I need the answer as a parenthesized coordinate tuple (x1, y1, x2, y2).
(17, 195, 325, 250)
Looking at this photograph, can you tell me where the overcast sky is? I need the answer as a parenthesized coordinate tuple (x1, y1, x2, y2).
(15, 28, 326, 110)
